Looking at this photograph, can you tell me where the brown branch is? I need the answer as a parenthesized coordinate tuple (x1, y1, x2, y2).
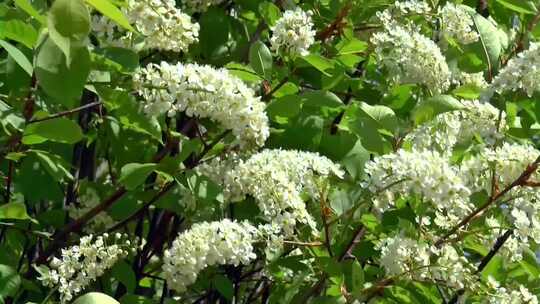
(316, 1, 352, 42)
(435, 155, 540, 247)
(28, 101, 103, 123)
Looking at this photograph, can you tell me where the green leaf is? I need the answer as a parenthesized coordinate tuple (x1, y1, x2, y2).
(14, 0, 46, 24)
(22, 118, 84, 145)
(359, 102, 398, 133)
(0, 202, 34, 222)
(412, 95, 464, 125)
(34, 36, 90, 107)
(473, 14, 504, 72)
(0, 19, 38, 49)
(249, 41, 273, 79)
(258, 2, 281, 26)
(111, 261, 136, 293)
(29, 149, 73, 181)
(47, 0, 90, 62)
(452, 83, 483, 99)
(301, 91, 342, 108)
(212, 275, 234, 300)
(85, 0, 135, 32)
(495, 0, 537, 14)
(266, 95, 302, 121)
(73, 292, 120, 304)
(225, 62, 262, 82)
(199, 8, 230, 59)
(0, 265, 21, 298)
(302, 54, 334, 76)
(0, 40, 32, 76)
(337, 38, 368, 55)
(119, 163, 157, 190)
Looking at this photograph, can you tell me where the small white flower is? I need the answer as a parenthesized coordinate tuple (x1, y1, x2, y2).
(270, 8, 315, 57)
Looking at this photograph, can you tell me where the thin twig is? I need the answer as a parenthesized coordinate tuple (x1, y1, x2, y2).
(28, 101, 102, 123)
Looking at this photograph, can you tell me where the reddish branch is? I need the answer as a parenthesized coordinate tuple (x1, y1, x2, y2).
(316, 2, 352, 42)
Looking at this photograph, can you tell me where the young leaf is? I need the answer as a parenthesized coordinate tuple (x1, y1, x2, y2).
(22, 118, 84, 145)
(412, 95, 464, 125)
(0, 202, 34, 222)
(249, 41, 273, 79)
(0, 40, 32, 76)
(85, 0, 135, 32)
(119, 163, 158, 190)
(73, 292, 120, 304)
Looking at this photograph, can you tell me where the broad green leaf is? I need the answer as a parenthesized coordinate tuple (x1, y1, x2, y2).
(266, 95, 302, 121)
(473, 14, 504, 72)
(0, 19, 38, 49)
(111, 261, 136, 293)
(0, 101, 25, 133)
(225, 62, 263, 82)
(85, 0, 135, 31)
(452, 83, 483, 99)
(199, 7, 230, 59)
(119, 163, 158, 190)
(0, 40, 32, 76)
(249, 41, 273, 79)
(22, 118, 83, 145)
(97, 47, 139, 72)
(14, 0, 46, 24)
(337, 38, 368, 55)
(495, 0, 537, 14)
(301, 91, 342, 108)
(412, 95, 464, 125)
(258, 2, 281, 26)
(29, 149, 74, 181)
(0, 202, 35, 222)
(302, 54, 334, 76)
(0, 265, 21, 298)
(73, 292, 120, 304)
(47, 0, 90, 62)
(359, 102, 398, 133)
(34, 36, 90, 107)
(212, 275, 234, 300)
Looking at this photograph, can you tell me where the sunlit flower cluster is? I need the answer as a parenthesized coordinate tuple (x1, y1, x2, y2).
(363, 149, 472, 228)
(162, 220, 258, 293)
(487, 43, 540, 98)
(37, 233, 132, 303)
(375, 0, 432, 25)
(133, 62, 269, 147)
(439, 3, 479, 45)
(207, 150, 343, 236)
(377, 235, 430, 278)
(371, 22, 451, 93)
(405, 100, 504, 153)
(91, 0, 199, 52)
(270, 8, 316, 57)
(456, 71, 488, 88)
(487, 277, 539, 304)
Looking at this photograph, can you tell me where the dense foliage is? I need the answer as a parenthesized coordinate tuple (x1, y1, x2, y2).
(2, 0, 540, 303)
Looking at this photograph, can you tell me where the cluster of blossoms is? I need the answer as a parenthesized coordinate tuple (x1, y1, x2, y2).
(455, 71, 488, 88)
(162, 220, 258, 293)
(223, 149, 343, 236)
(181, 0, 225, 13)
(375, 0, 432, 24)
(377, 235, 473, 289)
(439, 3, 479, 45)
(405, 100, 505, 153)
(487, 277, 539, 304)
(37, 234, 132, 303)
(486, 43, 540, 98)
(91, 0, 199, 52)
(67, 187, 114, 232)
(371, 22, 451, 93)
(133, 62, 269, 147)
(270, 8, 316, 57)
(363, 149, 472, 228)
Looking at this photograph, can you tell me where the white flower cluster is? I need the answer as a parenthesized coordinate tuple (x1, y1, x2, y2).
(488, 278, 539, 304)
(375, 0, 432, 24)
(378, 235, 474, 289)
(405, 100, 504, 153)
(37, 233, 131, 303)
(67, 187, 114, 232)
(487, 43, 540, 98)
(371, 22, 451, 93)
(363, 149, 472, 228)
(162, 219, 258, 293)
(377, 235, 430, 278)
(218, 149, 343, 236)
(91, 0, 199, 52)
(461, 142, 540, 194)
(182, 0, 225, 13)
(439, 3, 479, 45)
(133, 62, 269, 147)
(456, 71, 488, 88)
(270, 8, 315, 57)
